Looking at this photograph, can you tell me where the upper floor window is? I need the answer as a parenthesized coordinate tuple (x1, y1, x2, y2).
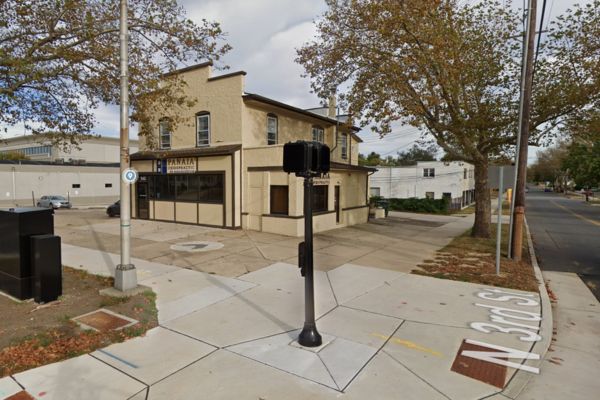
(312, 126, 324, 143)
(341, 133, 348, 159)
(423, 168, 435, 178)
(196, 112, 210, 146)
(464, 168, 468, 179)
(159, 119, 171, 149)
(267, 114, 278, 145)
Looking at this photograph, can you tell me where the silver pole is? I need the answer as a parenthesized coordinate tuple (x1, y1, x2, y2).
(115, 0, 137, 291)
(508, 1, 532, 259)
(496, 167, 504, 275)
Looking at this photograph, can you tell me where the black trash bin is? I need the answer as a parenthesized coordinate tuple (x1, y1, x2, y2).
(0, 207, 59, 300)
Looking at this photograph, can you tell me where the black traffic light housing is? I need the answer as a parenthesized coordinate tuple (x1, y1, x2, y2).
(283, 141, 330, 177)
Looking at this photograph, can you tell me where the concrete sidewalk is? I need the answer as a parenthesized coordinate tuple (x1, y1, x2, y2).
(1, 224, 555, 400)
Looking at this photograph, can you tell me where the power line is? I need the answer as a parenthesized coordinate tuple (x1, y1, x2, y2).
(533, 0, 548, 77)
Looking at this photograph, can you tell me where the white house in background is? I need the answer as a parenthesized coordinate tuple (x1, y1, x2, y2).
(370, 161, 476, 208)
(0, 134, 138, 163)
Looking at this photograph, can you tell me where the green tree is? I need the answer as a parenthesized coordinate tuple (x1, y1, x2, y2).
(0, 0, 230, 146)
(527, 144, 567, 184)
(562, 142, 600, 189)
(297, 0, 600, 238)
(0, 151, 29, 160)
(359, 151, 384, 166)
(396, 144, 437, 166)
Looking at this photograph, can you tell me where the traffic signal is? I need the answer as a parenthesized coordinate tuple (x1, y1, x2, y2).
(283, 141, 330, 176)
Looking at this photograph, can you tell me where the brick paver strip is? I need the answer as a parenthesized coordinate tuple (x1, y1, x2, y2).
(451, 339, 508, 389)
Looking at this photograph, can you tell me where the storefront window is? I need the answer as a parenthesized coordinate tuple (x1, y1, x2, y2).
(145, 174, 223, 203)
(198, 174, 224, 203)
(270, 186, 289, 215)
(313, 185, 328, 213)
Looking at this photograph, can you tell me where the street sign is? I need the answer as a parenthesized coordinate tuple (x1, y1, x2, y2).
(488, 165, 515, 190)
(122, 168, 138, 185)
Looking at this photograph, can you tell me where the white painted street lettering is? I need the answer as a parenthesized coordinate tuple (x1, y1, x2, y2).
(461, 339, 540, 374)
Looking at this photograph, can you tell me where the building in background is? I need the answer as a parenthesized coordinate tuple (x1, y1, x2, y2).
(0, 134, 138, 163)
(370, 161, 475, 209)
(130, 61, 374, 236)
(0, 135, 138, 207)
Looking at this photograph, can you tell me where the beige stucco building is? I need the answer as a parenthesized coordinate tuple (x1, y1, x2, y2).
(130, 62, 374, 236)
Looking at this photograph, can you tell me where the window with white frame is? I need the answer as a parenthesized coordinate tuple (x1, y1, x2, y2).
(159, 119, 171, 149)
(423, 168, 435, 178)
(425, 192, 435, 199)
(312, 126, 324, 143)
(341, 133, 348, 159)
(267, 114, 278, 145)
(196, 113, 210, 146)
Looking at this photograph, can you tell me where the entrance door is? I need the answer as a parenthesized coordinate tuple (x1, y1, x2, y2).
(335, 185, 340, 224)
(137, 181, 149, 219)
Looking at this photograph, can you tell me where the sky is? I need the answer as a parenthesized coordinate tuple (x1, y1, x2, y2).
(3, 0, 590, 162)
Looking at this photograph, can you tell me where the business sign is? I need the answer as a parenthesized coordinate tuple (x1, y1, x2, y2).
(313, 176, 330, 185)
(167, 157, 196, 174)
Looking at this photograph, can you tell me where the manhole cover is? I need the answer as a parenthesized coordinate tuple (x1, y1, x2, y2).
(170, 241, 224, 253)
(73, 309, 137, 332)
(451, 339, 507, 388)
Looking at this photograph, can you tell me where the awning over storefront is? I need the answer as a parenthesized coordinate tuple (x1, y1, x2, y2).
(130, 144, 241, 161)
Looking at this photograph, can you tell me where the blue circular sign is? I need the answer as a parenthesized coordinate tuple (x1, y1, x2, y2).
(122, 168, 138, 184)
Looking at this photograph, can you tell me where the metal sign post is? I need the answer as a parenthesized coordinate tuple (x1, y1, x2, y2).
(496, 167, 504, 276)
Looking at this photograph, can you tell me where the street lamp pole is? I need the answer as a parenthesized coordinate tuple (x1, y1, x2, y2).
(116, 0, 137, 291)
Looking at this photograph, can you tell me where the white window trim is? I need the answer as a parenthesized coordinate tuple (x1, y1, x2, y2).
(341, 133, 348, 159)
(423, 168, 435, 178)
(159, 120, 171, 149)
(196, 113, 210, 147)
(312, 126, 324, 143)
(267, 114, 278, 145)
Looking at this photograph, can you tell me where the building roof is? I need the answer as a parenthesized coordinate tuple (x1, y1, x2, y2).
(243, 93, 363, 142)
(0, 134, 139, 145)
(130, 144, 242, 160)
(330, 162, 377, 172)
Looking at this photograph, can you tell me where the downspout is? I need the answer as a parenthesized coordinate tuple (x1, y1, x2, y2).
(366, 170, 376, 220)
(11, 167, 16, 204)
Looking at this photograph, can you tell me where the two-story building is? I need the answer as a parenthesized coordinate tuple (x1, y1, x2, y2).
(369, 161, 476, 209)
(129, 62, 374, 236)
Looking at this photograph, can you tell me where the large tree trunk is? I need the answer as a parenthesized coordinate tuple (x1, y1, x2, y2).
(472, 161, 491, 238)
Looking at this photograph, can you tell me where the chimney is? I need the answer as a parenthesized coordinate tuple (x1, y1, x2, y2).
(328, 87, 337, 118)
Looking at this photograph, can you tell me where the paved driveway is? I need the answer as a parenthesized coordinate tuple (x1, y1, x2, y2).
(54, 209, 473, 277)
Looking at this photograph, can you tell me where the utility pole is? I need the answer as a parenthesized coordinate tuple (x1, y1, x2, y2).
(510, 0, 537, 261)
(115, 0, 137, 291)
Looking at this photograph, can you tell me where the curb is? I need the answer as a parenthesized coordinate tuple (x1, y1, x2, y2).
(500, 218, 553, 399)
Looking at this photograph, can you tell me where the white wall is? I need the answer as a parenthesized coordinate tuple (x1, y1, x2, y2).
(370, 161, 475, 200)
(0, 163, 120, 207)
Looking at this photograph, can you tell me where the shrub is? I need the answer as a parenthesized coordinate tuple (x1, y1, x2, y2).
(388, 197, 449, 214)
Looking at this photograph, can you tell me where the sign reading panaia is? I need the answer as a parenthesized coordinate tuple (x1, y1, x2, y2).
(167, 158, 195, 173)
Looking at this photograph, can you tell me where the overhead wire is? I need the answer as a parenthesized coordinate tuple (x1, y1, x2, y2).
(533, 0, 548, 78)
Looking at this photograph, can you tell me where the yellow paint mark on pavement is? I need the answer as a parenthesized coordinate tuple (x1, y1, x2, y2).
(552, 201, 600, 227)
(372, 333, 443, 357)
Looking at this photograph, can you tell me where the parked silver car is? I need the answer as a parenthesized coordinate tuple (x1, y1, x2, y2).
(37, 195, 72, 209)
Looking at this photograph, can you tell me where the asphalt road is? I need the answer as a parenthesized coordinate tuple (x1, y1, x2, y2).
(526, 188, 600, 301)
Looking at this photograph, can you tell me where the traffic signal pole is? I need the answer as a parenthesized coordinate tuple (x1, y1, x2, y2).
(298, 176, 322, 347)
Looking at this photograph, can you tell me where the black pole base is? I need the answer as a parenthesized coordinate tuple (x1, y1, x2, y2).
(298, 324, 322, 347)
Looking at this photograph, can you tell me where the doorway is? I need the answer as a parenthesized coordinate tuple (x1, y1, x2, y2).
(335, 185, 340, 224)
(137, 180, 149, 219)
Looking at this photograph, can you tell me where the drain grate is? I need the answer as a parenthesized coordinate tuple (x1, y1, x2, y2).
(5, 391, 34, 400)
(73, 309, 137, 332)
(451, 339, 507, 388)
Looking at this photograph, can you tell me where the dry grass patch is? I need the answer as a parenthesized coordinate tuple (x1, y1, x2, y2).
(413, 224, 538, 292)
(0, 267, 157, 377)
